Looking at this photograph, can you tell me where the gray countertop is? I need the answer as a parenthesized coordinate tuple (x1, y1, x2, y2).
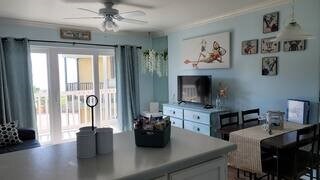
(0, 127, 236, 180)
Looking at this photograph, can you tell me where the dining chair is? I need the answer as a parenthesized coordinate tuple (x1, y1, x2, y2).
(219, 112, 240, 141)
(315, 123, 320, 179)
(241, 108, 260, 127)
(303, 123, 320, 180)
(262, 124, 317, 180)
(219, 112, 243, 178)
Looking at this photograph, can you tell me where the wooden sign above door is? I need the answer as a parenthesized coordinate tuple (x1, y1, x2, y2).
(60, 28, 91, 41)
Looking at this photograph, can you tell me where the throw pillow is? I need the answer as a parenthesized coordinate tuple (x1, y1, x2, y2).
(0, 122, 22, 147)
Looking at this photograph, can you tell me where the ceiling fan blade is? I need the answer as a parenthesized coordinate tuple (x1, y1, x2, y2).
(119, 10, 146, 18)
(64, 17, 104, 19)
(114, 1, 154, 9)
(62, 0, 154, 9)
(78, 8, 100, 15)
(117, 17, 147, 25)
(63, 0, 104, 2)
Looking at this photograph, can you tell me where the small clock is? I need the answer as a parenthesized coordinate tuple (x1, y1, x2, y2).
(86, 95, 98, 108)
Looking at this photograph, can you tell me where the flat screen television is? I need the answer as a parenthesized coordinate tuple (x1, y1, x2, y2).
(177, 75, 212, 106)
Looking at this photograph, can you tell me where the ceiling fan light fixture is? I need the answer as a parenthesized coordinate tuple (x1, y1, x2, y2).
(106, 20, 114, 30)
(112, 22, 119, 32)
(101, 21, 107, 32)
(69, 1, 147, 33)
(101, 18, 119, 32)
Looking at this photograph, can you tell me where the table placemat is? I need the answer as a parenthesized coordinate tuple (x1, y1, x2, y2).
(228, 122, 307, 173)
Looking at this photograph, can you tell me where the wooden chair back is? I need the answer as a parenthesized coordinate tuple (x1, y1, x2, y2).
(296, 125, 317, 150)
(241, 108, 260, 125)
(294, 124, 317, 173)
(316, 123, 320, 156)
(219, 112, 240, 128)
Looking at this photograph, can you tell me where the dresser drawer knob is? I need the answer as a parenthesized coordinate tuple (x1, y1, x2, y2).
(172, 111, 176, 114)
(172, 121, 175, 124)
(197, 116, 200, 119)
(197, 128, 200, 131)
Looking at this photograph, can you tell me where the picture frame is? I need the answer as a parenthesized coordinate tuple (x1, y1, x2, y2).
(182, 32, 230, 69)
(60, 28, 91, 41)
(241, 39, 258, 55)
(262, 57, 278, 76)
(261, 37, 280, 53)
(283, 40, 306, 52)
(263, 12, 279, 34)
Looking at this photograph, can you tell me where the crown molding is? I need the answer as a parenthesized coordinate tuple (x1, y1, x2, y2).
(160, 0, 290, 35)
(0, 17, 150, 37)
(0, 0, 290, 38)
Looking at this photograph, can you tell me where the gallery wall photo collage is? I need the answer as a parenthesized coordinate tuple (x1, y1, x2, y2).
(241, 11, 306, 76)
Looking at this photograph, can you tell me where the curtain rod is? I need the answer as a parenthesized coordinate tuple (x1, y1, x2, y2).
(28, 39, 142, 49)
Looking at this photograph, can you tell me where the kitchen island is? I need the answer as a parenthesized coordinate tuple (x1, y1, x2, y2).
(0, 127, 236, 180)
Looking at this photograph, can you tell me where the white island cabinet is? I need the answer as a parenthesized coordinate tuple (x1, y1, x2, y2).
(0, 127, 236, 180)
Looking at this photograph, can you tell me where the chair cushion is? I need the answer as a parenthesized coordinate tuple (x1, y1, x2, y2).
(5, 140, 40, 152)
(0, 139, 40, 154)
(0, 122, 22, 147)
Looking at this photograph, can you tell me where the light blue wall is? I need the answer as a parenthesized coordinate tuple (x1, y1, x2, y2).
(168, 0, 320, 123)
(152, 36, 168, 109)
(0, 21, 153, 111)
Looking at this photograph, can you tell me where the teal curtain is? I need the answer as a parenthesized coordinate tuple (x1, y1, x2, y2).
(116, 46, 140, 131)
(0, 37, 36, 128)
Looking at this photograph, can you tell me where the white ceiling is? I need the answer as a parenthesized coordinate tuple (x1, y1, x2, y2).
(0, 0, 288, 33)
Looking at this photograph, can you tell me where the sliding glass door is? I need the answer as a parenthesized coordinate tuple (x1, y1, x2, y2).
(31, 49, 51, 143)
(31, 46, 117, 144)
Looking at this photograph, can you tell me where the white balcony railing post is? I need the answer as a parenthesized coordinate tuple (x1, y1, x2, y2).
(34, 88, 117, 143)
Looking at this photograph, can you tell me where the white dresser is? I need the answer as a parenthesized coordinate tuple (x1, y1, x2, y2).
(163, 103, 228, 137)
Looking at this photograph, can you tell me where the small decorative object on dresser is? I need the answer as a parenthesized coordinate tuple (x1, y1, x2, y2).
(283, 40, 306, 52)
(261, 37, 280, 53)
(216, 82, 228, 108)
(262, 57, 278, 76)
(60, 28, 91, 41)
(263, 12, 279, 33)
(241, 39, 258, 55)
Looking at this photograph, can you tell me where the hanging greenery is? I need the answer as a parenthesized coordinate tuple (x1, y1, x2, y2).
(143, 49, 168, 77)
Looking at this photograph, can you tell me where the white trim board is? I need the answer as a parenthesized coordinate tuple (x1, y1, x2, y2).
(0, 0, 290, 37)
(0, 17, 150, 37)
(154, 0, 290, 36)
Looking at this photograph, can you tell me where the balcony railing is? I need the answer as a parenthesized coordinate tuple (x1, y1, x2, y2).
(66, 82, 106, 91)
(34, 88, 117, 143)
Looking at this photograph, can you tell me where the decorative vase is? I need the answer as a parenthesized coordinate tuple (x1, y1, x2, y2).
(215, 95, 221, 109)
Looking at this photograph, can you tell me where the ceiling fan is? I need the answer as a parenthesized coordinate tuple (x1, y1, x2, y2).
(64, 0, 148, 32)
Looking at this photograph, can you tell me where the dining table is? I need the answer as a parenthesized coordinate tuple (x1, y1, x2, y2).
(228, 121, 309, 176)
(217, 120, 265, 138)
